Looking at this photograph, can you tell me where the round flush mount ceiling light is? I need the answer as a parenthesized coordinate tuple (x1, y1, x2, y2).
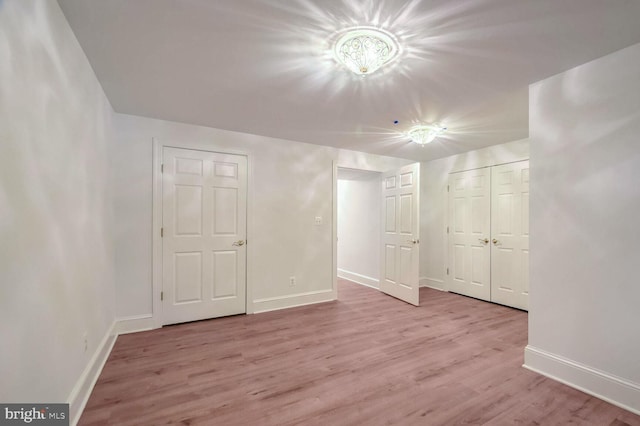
(408, 125, 447, 146)
(333, 27, 399, 76)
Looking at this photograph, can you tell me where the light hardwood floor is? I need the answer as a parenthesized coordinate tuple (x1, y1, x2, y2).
(81, 280, 640, 425)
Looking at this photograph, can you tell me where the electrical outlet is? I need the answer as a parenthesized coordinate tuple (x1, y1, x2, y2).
(314, 216, 323, 225)
(83, 332, 88, 353)
(289, 276, 296, 287)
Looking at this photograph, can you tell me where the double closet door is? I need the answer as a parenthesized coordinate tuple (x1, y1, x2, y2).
(447, 160, 529, 310)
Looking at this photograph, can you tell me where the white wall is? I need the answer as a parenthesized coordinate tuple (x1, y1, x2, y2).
(0, 0, 115, 406)
(525, 43, 640, 412)
(337, 171, 381, 288)
(114, 114, 410, 318)
(419, 139, 529, 290)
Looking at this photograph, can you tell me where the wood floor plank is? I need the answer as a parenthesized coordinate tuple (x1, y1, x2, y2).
(80, 280, 640, 425)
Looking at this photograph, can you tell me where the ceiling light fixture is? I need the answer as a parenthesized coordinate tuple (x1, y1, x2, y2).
(408, 125, 447, 146)
(333, 27, 399, 76)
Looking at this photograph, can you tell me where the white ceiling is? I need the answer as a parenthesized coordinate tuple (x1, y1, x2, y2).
(58, 0, 640, 162)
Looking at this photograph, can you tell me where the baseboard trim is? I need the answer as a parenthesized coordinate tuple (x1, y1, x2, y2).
(524, 345, 640, 415)
(253, 289, 335, 314)
(68, 321, 117, 426)
(420, 276, 445, 291)
(115, 314, 155, 335)
(337, 269, 379, 289)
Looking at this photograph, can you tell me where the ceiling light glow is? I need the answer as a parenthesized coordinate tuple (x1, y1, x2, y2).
(408, 125, 447, 145)
(333, 27, 399, 76)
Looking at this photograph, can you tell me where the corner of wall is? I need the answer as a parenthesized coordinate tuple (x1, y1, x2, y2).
(114, 315, 155, 335)
(68, 322, 117, 426)
(67, 314, 160, 425)
(338, 269, 379, 289)
(524, 346, 640, 416)
(419, 277, 445, 291)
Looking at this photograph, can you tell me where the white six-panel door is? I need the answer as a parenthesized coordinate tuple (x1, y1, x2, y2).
(490, 161, 530, 310)
(447, 161, 529, 310)
(380, 163, 420, 306)
(448, 168, 492, 301)
(162, 147, 247, 325)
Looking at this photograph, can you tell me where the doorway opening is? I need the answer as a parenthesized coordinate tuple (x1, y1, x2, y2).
(336, 167, 383, 298)
(333, 163, 421, 306)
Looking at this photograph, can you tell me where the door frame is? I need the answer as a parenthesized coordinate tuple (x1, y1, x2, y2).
(152, 138, 252, 329)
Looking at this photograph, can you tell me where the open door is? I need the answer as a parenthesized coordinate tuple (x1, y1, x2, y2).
(380, 163, 420, 306)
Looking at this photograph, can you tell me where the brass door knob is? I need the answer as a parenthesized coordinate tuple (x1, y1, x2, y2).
(492, 239, 499, 245)
(478, 238, 489, 244)
(232, 240, 245, 246)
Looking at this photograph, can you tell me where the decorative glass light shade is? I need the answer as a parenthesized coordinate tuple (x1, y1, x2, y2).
(334, 27, 399, 76)
(408, 125, 447, 145)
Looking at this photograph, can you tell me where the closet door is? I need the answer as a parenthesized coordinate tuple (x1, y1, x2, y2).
(490, 161, 530, 310)
(448, 168, 491, 301)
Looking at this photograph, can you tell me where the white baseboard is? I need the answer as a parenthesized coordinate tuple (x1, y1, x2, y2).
(337, 269, 379, 289)
(420, 276, 445, 291)
(68, 321, 117, 426)
(524, 345, 640, 415)
(115, 314, 155, 335)
(253, 289, 335, 314)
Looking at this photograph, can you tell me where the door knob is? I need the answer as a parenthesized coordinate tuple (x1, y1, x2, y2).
(492, 239, 499, 245)
(478, 238, 489, 244)
(408, 239, 419, 244)
(232, 240, 245, 246)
